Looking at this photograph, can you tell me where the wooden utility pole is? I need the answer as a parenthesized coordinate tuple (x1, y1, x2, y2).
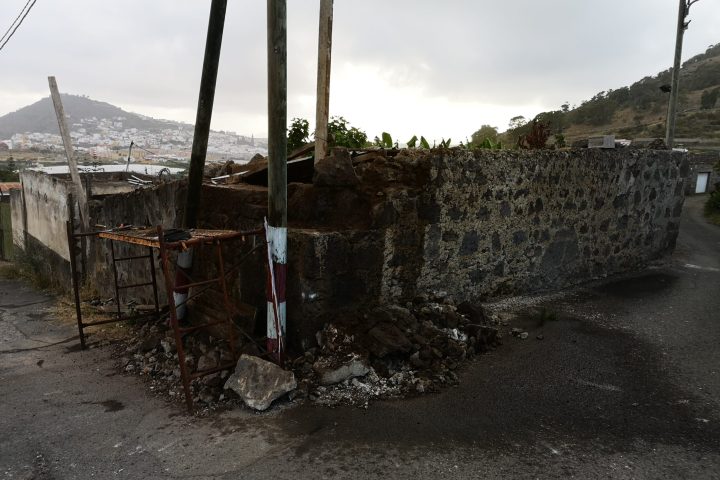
(314, 0, 334, 163)
(184, 0, 227, 229)
(174, 0, 227, 321)
(48, 76, 89, 231)
(266, 0, 288, 361)
(665, 0, 701, 148)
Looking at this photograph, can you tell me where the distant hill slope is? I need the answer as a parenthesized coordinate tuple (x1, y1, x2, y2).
(0, 94, 185, 139)
(499, 43, 720, 148)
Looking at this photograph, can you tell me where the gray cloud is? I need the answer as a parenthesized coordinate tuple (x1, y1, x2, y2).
(0, 0, 718, 137)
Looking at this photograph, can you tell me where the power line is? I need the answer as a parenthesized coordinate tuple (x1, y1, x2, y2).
(0, 0, 37, 53)
(0, 0, 32, 46)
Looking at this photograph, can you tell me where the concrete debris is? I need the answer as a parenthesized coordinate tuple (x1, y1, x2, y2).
(313, 354, 370, 386)
(224, 355, 297, 411)
(112, 321, 242, 411)
(511, 328, 529, 339)
(292, 295, 506, 407)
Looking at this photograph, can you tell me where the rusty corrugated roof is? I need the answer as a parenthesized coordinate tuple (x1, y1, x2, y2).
(0, 183, 21, 195)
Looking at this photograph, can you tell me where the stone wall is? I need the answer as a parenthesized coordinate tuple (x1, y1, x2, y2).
(407, 149, 686, 300)
(12, 148, 689, 349)
(278, 149, 687, 346)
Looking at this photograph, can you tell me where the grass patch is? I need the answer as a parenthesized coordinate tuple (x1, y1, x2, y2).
(0, 262, 21, 279)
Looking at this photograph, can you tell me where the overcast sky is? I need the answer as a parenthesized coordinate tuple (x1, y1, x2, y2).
(0, 0, 718, 142)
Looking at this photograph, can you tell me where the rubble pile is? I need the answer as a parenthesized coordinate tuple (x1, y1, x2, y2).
(113, 321, 241, 408)
(291, 292, 502, 407)
(112, 292, 504, 410)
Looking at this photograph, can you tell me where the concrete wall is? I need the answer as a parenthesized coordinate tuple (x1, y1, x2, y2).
(15, 170, 75, 261)
(10, 170, 77, 287)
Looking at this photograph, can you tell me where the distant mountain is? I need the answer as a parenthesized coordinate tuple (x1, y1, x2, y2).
(0, 94, 184, 139)
(497, 43, 720, 149)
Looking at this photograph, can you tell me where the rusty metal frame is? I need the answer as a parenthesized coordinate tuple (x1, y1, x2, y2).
(67, 222, 266, 413)
(67, 219, 162, 348)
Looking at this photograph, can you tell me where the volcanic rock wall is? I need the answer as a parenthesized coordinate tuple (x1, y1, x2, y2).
(286, 148, 688, 346)
(16, 148, 687, 349)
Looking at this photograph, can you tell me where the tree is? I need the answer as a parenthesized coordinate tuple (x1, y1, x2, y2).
(471, 125, 498, 146)
(327, 116, 368, 149)
(701, 88, 719, 109)
(508, 116, 527, 130)
(287, 118, 310, 153)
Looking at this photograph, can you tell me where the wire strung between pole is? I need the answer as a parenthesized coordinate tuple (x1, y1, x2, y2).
(0, 0, 37, 52)
(0, 0, 33, 45)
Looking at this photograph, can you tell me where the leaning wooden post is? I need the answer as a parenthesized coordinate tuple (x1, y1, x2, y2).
(184, 0, 227, 229)
(176, 0, 227, 321)
(266, 0, 288, 362)
(48, 76, 89, 232)
(314, 0, 334, 163)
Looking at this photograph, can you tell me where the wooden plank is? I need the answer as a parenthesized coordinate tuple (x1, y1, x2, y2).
(48, 76, 89, 231)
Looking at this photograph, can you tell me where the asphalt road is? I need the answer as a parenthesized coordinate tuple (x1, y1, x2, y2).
(1, 195, 719, 479)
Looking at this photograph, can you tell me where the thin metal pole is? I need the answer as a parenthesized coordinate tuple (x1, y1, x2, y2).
(215, 241, 237, 359)
(314, 0, 334, 163)
(184, 0, 228, 229)
(266, 0, 288, 362)
(110, 241, 122, 321)
(157, 227, 194, 413)
(66, 219, 85, 349)
(148, 247, 160, 316)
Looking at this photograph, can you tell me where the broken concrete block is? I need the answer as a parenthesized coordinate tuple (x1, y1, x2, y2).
(313, 354, 370, 386)
(313, 147, 360, 187)
(224, 355, 296, 411)
(367, 323, 413, 358)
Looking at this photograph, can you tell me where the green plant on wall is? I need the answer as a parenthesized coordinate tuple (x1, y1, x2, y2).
(287, 117, 309, 153)
(374, 132, 397, 149)
(327, 116, 368, 149)
(406, 135, 430, 148)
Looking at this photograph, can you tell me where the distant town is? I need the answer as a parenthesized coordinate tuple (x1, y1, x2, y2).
(1, 116, 267, 166)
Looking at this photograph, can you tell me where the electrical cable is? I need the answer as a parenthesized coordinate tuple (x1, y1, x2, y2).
(0, 0, 32, 45)
(0, 0, 37, 53)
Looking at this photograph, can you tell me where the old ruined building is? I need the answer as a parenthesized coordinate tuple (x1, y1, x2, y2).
(9, 147, 689, 405)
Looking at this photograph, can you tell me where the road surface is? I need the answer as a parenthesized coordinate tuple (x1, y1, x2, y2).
(1, 195, 719, 479)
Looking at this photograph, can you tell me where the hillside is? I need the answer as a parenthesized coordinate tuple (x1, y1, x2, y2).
(0, 94, 182, 139)
(498, 43, 720, 149)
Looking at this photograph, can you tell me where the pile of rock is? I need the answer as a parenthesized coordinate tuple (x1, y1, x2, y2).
(114, 321, 239, 408)
(292, 292, 502, 407)
(113, 292, 505, 411)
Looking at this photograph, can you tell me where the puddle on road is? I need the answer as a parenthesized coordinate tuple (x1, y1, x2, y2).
(81, 399, 126, 412)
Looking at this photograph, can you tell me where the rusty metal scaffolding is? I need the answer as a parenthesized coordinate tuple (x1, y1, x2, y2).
(67, 222, 265, 412)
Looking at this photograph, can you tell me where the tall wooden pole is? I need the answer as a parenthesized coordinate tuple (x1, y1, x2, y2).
(665, 0, 701, 148)
(665, 0, 687, 149)
(48, 76, 89, 232)
(266, 0, 288, 361)
(314, 0, 334, 163)
(174, 0, 226, 321)
(184, 0, 227, 229)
